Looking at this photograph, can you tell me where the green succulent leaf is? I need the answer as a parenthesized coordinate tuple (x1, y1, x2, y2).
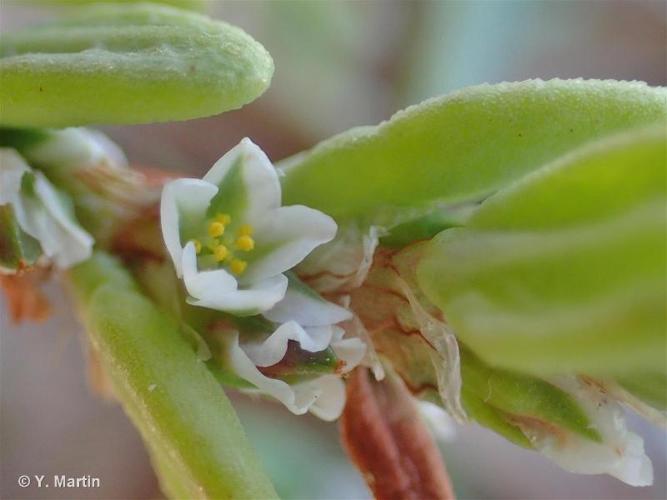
(280, 79, 666, 223)
(348, 241, 605, 452)
(418, 126, 666, 377)
(460, 346, 600, 442)
(460, 389, 533, 448)
(617, 372, 667, 412)
(379, 208, 471, 248)
(69, 252, 277, 499)
(0, 3, 273, 127)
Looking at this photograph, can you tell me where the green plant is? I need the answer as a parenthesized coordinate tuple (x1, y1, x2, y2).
(1, 3, 665, 498)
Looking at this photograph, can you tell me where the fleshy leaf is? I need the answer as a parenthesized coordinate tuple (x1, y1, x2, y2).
(617, 373, 667, 412)
(68, 252, 277, 498)
(418, 126, 666, 377)
(0, 3, 273, 126)
(280, 79, 666, 222)
(460, 346, 600, 443)
(347, 240, 653, 484)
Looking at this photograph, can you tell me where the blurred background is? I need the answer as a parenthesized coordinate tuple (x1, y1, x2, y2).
(1, 1, 666, 499)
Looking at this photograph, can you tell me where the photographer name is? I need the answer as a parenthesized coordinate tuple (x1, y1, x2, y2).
(54, 475, 100, 488)
(19, 474, 101, 488)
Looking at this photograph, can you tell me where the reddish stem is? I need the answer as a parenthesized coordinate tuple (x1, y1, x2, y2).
(340, 367, 455, 500)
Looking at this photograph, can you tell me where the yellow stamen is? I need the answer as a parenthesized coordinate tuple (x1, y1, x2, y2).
(192, 239, 202, 254)
(215, 213, 232, 225)
(208, 221, 225, 238)
(213, 245, 229, 262)
(238, 224, 254, 236)
(230, 259, 247, 275)
(235, 235, 255, 251)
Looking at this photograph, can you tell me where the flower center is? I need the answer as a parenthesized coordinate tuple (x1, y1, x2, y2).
(190, 213, 255, 275)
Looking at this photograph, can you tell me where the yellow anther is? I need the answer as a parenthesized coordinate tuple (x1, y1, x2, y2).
(238, 224, 254, 236)
(230, 258, 247, 275)
(192, 239, 202, 254)
(215, 213, 232, 225)
(208, 221, 225, 238)
(213, 244, 229, 262)
(235, 235, 255, 251)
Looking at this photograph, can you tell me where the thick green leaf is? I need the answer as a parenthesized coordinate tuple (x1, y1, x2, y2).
(460, 346, 600, 442)
(379, 208, 471, 248)
(0, 3, 273, 127)
(280, 80, 666, 222)
(617, 372, 667, 411)
(460, 389, 532, 448)
(347, 242, 603, 451)
(418, 126, 666, 377)
(69, 252, 277, 499)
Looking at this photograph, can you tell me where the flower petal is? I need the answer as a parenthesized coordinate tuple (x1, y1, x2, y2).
(241, 321, 334, 367)
(183, 243, 288, 315)
(242, 205, 337, 284)
(0, 149, 30, 205)
(0, 150, 36, 242)
(227, 332, 347, 420)
(204, 138, 281, 224)
(160, 178, 217, 277)
(331, 337, 367, 374)
(0, 149, 92, 268)
(187, 276, 288, 316)
(33, 172, 93, 267)
(182, 241, 237, 294)
(298, 375, 346, 421)
(262, 274, 351, 326)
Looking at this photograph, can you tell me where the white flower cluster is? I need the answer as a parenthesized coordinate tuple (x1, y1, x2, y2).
(161, 139, 365, 419)
(0, 148, 93, 270)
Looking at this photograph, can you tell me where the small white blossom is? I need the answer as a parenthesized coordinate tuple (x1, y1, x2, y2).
(225, 280, 366, 420)
(161, 139, 337, 315)
(0, 148, 93, 269)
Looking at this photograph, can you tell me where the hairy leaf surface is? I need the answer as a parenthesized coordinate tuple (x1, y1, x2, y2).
(418, 127, 666, 377)
(281, 80, 666, 223)
(0, 3, 273, 126)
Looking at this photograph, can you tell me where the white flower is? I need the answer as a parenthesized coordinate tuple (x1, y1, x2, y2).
(0, 148, 93, 269)
(161, 138, 337, 315)
(261, 275, 367, 377)
(209, 276, 366, 420)
(226, 283, 366, 420)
